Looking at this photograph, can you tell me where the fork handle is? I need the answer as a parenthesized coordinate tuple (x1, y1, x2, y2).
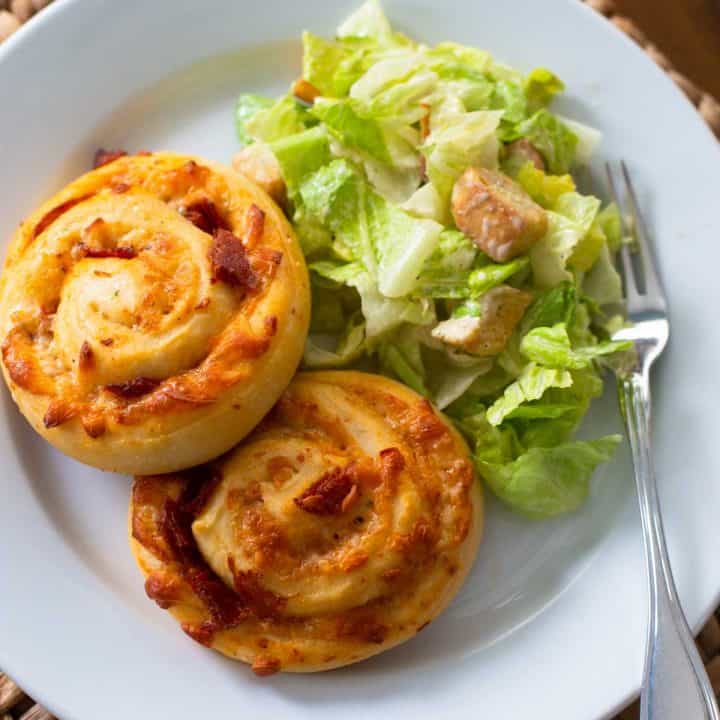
(620, 372, 720, 720)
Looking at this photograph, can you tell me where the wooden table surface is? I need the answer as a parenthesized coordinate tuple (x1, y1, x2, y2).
(614, 0, 720, 99)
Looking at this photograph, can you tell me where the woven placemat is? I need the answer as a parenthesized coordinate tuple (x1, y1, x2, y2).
(0, 1, 718, 719)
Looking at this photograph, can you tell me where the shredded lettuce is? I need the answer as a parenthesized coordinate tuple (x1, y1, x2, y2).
(230, 0, 627, 520)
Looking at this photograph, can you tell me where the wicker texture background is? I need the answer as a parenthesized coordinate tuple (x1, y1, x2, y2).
(0, 1, 718, 718)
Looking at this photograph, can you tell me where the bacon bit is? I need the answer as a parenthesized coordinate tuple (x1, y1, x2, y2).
(100, 337, 114, 346)
(292, 78, 321, 105)
(111, 182, 131, 194)
(94, 148, 128, 169)
(78, 244, 137, 260)
(181, 467, 223, 518)
(252, 655, 281, 677)
(341, 550, 368, 572)
(243, 204, 266, 250)
(33, 194, 94, 240)
(43, 399, 76, 428)
(105, 376, 160, 399)
(145, 572, 183, 609)
(181, 621, 215, 647)
(155, 471, 286, 629)
(136, 150, 152, 157)
(81, 412, 106, 439)
(340, 483, 360, 513)
(181, 197, 230, 235)
(294, 467, 356, 515)
(209, 229, 258, 289)
(228, 558, 286, 620)
(194, 298, 210, 311)
(176, 543, 247, 629)
(131, 475, 180, 563)
(78, 341, 94, 371)
(379, 447, 405, 483)
(409, 400, 447, 445)
(343, 458, 381, 490)
(264, 316, 278, 337)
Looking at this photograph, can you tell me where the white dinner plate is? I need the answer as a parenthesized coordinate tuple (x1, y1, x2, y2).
(1, 1, 719, 718)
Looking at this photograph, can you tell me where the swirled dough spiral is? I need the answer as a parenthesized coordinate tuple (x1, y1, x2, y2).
(130, 371, 483, 674)
(0, 152, 310, 474)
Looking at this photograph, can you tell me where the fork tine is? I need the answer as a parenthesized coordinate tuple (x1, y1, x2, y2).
(620, 161, 667, 306)
(605, 163, 641, 305)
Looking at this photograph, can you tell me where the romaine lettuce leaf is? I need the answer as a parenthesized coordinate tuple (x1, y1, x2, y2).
(531, 192, 601, 287)
(304, 313, 367, 368)
(468, 257, 530, 297)
(515, 163, 576, 209)
(510, 110, 578, 174)
(245, 95, 310, 143)
(521, 282, 577, 332)
(337, 0, 394, 41)
(583, 242, 623, 306)
(353, 271, 435, 336)
(302, 32, 368, 98)
(270, 126, 331, 192)
(486, 363, 573, 426)
(478, 435, 621, 518)
(557, 115, 602, 166)
(366, 191, 443, 297)
(235, 94, 274, 146)
(520, 323, 631, 369)
(312, 98, 391, 163)
(523, 68, 565, 112)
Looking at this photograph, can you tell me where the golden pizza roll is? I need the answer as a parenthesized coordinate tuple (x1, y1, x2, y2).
(130, 371, 483, 674)
(0, 151, 310, 474)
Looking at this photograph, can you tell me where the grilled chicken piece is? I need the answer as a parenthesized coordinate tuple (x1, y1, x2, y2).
(432, 285, 533, 356)
(232, 142, 286, 208)
(451, 167, 548, 262)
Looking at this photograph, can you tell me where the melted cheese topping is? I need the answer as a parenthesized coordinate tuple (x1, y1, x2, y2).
(130, 371, 484, 674)
(0, 152, 310, 474)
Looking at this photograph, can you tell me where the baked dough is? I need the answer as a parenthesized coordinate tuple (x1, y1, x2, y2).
(0, 152, 309, 474)
(130, 371, 483, 674)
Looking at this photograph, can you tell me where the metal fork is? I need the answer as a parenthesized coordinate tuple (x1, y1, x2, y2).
(607, 162, 720, 720)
